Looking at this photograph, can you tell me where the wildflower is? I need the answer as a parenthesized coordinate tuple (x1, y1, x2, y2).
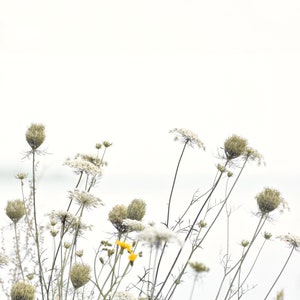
(116, 240, 132, 253)
(128, 252, 138, 265)
(114, 291, 137, 300)
(75, 250, 84, 257)
(189, 261, 209, 273)
(123, 219, 145, 232)
(5, 200, 26, 223)
(264, 232, 272, 240)
(198, 220, 207, 228)
(25, 123, 45, 150)
(241, 240, 249, 247)
(127, 199, 146, 221)
(15, 173, 28, 180)
(69, 190, 102, 209)
(10, 281, 35, 300)
(64, 153, 102, 176)
(103, 141, 112, 148)
(64, 242, 71, 249)
(136, 223, 182, 248)
(169, 128, 205, 149)
(244, 146, 265, 166)
(108, 204, 128, 232)
(278, 234, 300, 250)
(224, 134, 247, 160)
(70, 263, 91, 289)
(255, 188, 286, 215)
(95, 143, 102, 149)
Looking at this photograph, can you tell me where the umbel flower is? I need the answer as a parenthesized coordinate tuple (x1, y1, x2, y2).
(64, 153, 103, 176)
(70, 263, 91, 289)
(224, 134, 247, 160)
(255, 187, 286, 215)
(278, 234, 300, 250)
(10, 281, 35, 300)
(69, 189, 103, 209)
(5, 200, 26, 223)
(25, 123, 45, 150)
(136, 223, 182, 248)
(169, 128, 205, 149)
(189, 261, 210, 274)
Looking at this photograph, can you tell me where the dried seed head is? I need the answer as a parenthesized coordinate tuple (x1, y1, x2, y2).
(127, 199, 146, 221)
(10, 281, 35, 300)
(25, 123, 45, 150)
(5, 200, 26, 223)
(189, 261, 210, 273)
(224, 134, 247, 160)
(256, 188, 285, 214)
(70, 263, 90, 289)
(108, 204, 128, 232)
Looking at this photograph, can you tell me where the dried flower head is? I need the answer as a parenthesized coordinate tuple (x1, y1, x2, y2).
(244, 146, 265, 166)
(264, 232, 272, 240)
(255, 188, 285, 215)
(25, 123, 45, 150)
(15, 173, 28, 180)
(5, 200, 26, 223)
(10, 281, 35, 300)
(69, 190, 102, 209)
(127, 199, 146, 221)
(278, 234, 300, 250)
(224, 134, 247, 160)
(189, 261, 209, 273)
(241, 240, 249, 247)
(103, 141, 112, 148)
(169, 128, 205, 149)
(70, 263, 91, 289)
(108, 204, 128, 232)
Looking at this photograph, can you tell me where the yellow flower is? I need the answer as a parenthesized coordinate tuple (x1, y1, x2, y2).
(116, 240, 132, 253)
(128, 251, 138, 265)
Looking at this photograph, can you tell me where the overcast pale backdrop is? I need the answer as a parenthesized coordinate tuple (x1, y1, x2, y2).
(1, 1, 300, 299)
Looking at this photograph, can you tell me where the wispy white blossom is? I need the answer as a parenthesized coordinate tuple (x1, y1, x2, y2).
(278, 234, 300, 250)
(169, 128, 205, 149)
(64, 153, 103, 175)
(136, 223, 183, 247)
(69, 190, 103, 209)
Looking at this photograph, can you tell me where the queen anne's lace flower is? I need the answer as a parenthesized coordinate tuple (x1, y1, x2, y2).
(136, 223, 182, 247)
(278, 234, 300, 250)
(69, 190, 102, 209)
(169, 128, 205, 149)
(64, 153, 102, 175)
(122, 219, 145, 232)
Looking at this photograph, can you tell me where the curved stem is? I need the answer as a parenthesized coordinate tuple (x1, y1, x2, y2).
(263, 246, 295, 300)
(166, 141, 188, 227)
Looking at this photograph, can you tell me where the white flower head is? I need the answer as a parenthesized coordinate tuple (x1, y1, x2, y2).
(69, 190, 103, 209)
(122, 219, 145, 232)
(136, 223, 183, 247)
(114, 291, 137, 300)
(64, 153, 103, 176)
(169, 128, 205, 150)
(278, 234, 300, 250)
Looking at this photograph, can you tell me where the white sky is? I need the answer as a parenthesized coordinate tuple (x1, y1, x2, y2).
(1, 1, 300, 299)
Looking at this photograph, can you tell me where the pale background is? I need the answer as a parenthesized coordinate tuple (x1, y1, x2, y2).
(1, 1, 300, 299)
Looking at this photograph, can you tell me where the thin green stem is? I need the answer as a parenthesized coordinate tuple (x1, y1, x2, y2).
(13, 222, 25, 281)
(263, 246, 295, 300)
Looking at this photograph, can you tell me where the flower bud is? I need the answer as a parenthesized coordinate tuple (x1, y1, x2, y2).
(108, 204, 128, 231)
(25, 123, 45, 150)
(5, 200, 26, 223)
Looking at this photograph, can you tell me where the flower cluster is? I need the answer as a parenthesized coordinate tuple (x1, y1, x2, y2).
(116, 240, 138, 265)
(169, 128, 205, 149)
